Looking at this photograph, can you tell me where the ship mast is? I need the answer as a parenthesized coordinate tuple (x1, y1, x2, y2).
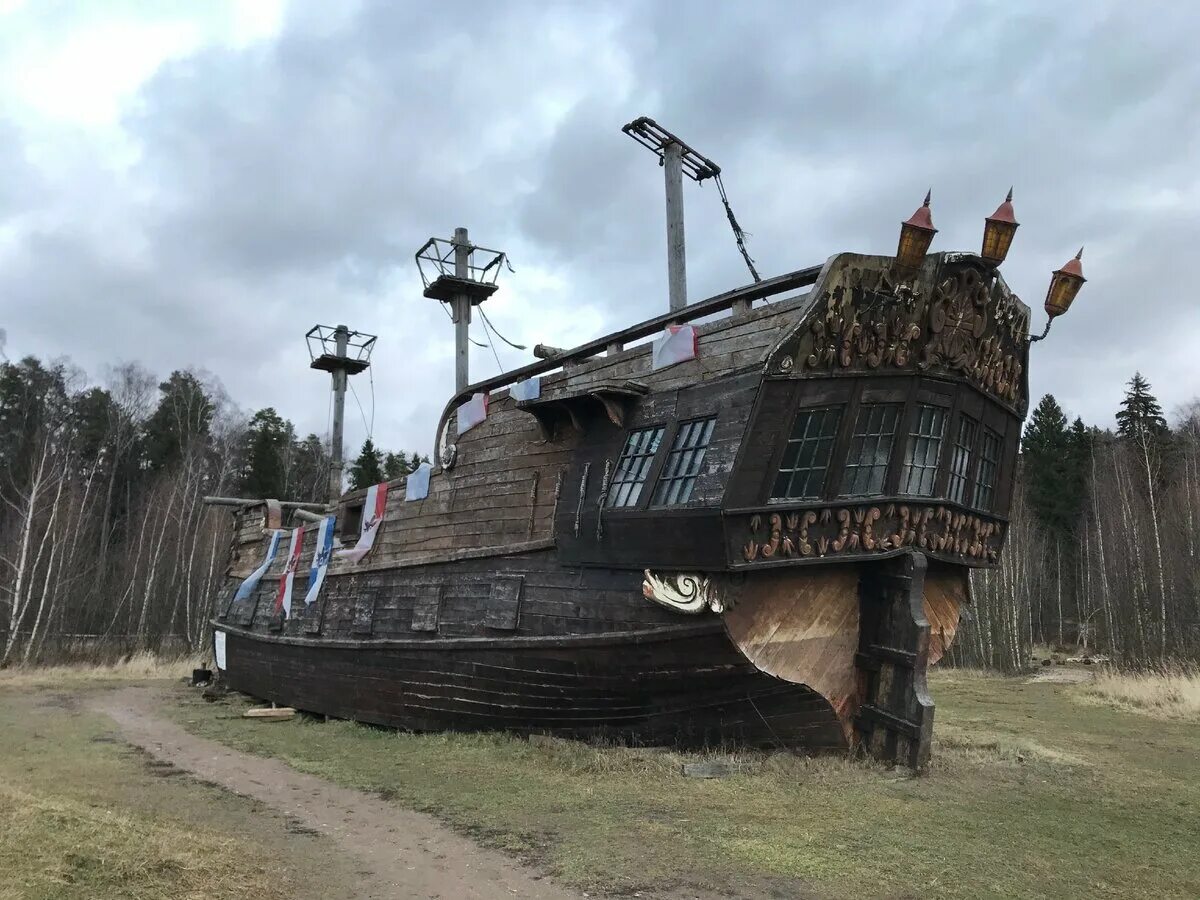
(306, 324, 376, 501)
(622, 117, 761, 313)
(415, 228, 509, 393)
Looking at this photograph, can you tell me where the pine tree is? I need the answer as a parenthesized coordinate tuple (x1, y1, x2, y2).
(382, 451, 408, 481)
(239, 408, 292, 498)
(1067, 416, 1091, 513)
(1115, 372, 1168, 442)
(289, 434, 329, 502)
(142, 371, 214, 471)
(348, 438, 385, 490)
(1022, 394, 1083, 535)
(1115, 373, 1171, 657)
(0, 358, 71, 486)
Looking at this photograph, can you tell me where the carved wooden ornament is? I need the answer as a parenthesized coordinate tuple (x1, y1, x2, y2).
(642, 571, 732, 614)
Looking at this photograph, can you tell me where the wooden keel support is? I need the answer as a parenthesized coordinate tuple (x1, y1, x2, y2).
(722, 554, 963, 767)
(854, 552, 935, 770)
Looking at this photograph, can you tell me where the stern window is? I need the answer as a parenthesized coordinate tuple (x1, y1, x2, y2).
(772, 406, 842, 500)
(840, 403, 901, 497)
(899, 404, 947, 497)
(947, 415, 979, 505)
(608, 426, 665, 508)
(652, 417, 717, 506)
(974, 427, 1002, 510)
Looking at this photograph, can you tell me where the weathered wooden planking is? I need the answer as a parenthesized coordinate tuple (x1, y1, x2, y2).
(723, 566, 861, 741)
(924, 566, 966, 666)
(221, 548, 685, 646)
(218, 626, 846, 750)
(484, 576, 524, 630)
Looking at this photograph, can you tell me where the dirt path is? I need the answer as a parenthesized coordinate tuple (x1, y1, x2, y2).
(90, 686, 582, 900)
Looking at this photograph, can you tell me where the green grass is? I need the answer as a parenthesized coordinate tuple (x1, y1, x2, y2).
(171, 669, 1200, 899)
(0, 686, 357, 900)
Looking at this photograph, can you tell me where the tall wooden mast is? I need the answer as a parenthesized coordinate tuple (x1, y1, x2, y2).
(623, 116, 761, 313)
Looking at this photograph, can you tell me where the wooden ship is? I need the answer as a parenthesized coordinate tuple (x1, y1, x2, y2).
(209, 124, 1086, 768)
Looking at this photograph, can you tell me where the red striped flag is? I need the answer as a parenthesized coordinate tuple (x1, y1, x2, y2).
(273, 526, 305, 617)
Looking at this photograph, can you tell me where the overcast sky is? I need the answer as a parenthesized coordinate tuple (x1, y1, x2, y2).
(1, 0, 1197, 455)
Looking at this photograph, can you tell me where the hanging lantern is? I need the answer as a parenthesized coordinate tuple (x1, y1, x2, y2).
(1045, 248, 1086, 318)
(895, 190, 937, 272)
(981, 188, 1019, 265)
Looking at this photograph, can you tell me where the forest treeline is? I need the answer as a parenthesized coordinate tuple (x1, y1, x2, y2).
(2, 352, 1196, 670)
(960, 373, 1200, 670)
(0, 356, 421, 664)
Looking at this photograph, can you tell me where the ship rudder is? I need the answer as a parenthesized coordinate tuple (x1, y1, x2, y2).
(853, 551, 935, 770)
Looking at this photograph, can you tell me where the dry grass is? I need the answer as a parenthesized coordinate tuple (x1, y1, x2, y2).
(171, 672, 1200, 899)
(0, 686, 363, 900)
(1079, 665, 1200, 719)
(0, 783, 292, 900)
(0, 651, 202, 691)
(933, 721, 1090, 769)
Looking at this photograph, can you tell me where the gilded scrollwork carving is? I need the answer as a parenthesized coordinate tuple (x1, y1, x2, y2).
(642, 571, 733, 614)
(793, 257, 1027, 410)
(740, 503, 1004, 566)
(917, 267, 1023, 405)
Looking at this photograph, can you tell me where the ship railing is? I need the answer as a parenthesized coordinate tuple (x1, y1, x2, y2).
(448, 263, 823, 409)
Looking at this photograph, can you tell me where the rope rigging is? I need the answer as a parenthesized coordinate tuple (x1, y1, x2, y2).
(713, 172, 761, 284)
(478, 305, 527, 352)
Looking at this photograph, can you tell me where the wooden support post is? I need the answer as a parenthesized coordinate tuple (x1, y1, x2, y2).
(327, 324, 349, 501)
(854, 552, 935, 770)
(664, 141, 687, 312)
(452, 227, 471, 394)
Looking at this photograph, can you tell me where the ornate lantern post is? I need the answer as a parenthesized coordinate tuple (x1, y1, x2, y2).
(981, 188, 1019, 265)
(895, 190, 937, 274)
(1030, 248, 1086, 341)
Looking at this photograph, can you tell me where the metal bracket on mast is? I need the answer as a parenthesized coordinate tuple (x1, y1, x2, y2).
(622, 116, 762, 314)
(415, 228, 509, 394)
(306, 324, 376, 502)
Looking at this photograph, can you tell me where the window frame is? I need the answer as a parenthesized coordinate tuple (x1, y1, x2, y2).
(838, 400, 905, 498)
(973, 425, 1003, 512)
(946, 413, 980, 506)
(605, 424, 667, 509)
(748, 374, 1017, 518)
(770, 404, 844, 502)
(340, 501, 364, 540)
(650, 416, 718, 507)
(898, 402, 950, 498)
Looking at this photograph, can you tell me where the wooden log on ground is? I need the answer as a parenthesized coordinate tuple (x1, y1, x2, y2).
(243, 706, 297, 720)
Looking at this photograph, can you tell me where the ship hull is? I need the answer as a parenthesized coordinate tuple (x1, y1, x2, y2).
(214, 622, 848, 750)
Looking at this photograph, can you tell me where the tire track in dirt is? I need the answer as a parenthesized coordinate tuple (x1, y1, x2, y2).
(91, 686, 581, 900)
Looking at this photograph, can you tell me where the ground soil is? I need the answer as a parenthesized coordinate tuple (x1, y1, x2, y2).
(9, 669, 1191, 899)
(90, 685, 582, 900)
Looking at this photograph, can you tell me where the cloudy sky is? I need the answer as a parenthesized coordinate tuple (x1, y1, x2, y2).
(1, 0, 1197, 456)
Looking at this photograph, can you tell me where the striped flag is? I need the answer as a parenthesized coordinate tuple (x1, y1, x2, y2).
(273, 526, 305, 618)
(337, 481, 388, 563)
(303, 515, 336, 606)
(231, 529, 284, 606)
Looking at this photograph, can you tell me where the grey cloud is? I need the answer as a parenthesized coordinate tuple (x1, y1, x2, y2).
(0, 0, 1197, 457)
